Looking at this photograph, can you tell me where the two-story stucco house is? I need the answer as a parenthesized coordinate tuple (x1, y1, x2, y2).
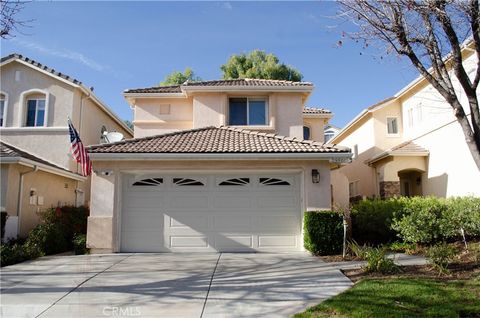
(330, 43, 480, 207)
(86, 79, 351, 253)
(0, 54, 133, 238)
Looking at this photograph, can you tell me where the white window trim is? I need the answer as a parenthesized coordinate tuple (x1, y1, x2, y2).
(0, 91, 8, 127)
(349, 180, 360, 198)
(303, 125, 311, 140)
(227, 96, 269, 126)
(386, 116, 400, 137)
(18, 89, 50, 127)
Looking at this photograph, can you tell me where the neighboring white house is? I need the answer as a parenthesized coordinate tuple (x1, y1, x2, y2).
(0, 54, 133, 238)
(324, 124, 340, 143)
(330, 42, 480, 207)
(86, 79, 351, 253)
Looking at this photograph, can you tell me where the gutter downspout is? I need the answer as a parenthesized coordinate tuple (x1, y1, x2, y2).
(17, 166, 38, 236)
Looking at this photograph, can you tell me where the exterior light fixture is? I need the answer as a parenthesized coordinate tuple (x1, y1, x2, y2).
(311, 169, 320, 184)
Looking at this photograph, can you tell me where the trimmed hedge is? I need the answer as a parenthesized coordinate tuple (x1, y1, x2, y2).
(304, 211, 344, 255)
(351, 198, 406, 245)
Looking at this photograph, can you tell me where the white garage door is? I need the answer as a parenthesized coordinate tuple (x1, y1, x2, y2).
(120, 172, 302, 252)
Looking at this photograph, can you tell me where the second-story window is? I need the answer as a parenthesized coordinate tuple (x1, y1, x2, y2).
(303, 126, 311, 140)
(386, 117, 398, 135)
(0, 94, 5, 127)
(26, 99, 46, 127)
(228, 97, 267, 126)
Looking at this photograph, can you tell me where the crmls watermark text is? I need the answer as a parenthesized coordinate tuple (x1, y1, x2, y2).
(102, 306, 141, 317)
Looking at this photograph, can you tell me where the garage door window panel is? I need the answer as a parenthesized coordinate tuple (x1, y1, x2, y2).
(132, 178, 164, 186)
(259, 177, 291, 186)
(218, 178, 250, 186)
(173, 178, 205, 186)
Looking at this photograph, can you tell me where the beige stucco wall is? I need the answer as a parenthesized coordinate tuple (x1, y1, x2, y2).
(331, 115, 378, 203)
(133, 97, 193, 138)
(1, 164, 77, 237)
(330, 169, 350, 209)
(193, 94, 226, 128)
(131, 92, 307, 139)
(87, 159, 332, 252)
(303, 117, 327, 142)
(372, 100, 403, 149)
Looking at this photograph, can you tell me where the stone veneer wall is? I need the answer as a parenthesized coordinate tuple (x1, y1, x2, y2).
(379, 181, 400, 199)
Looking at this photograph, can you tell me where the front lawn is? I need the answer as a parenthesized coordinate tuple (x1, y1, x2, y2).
(294, 277, 480, 318)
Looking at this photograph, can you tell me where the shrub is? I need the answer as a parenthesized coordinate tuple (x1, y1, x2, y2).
(363, 246, 399, 274)
(426, 242, 456, 274)
(25, 222, 69, 256)
(388, 241, 417, 254)
(304, 211, 344, 255)
(351, 198, 406, 245)
(73, 234, 88, 255)
(391, 196, 454, 244)
(348, 240, 369, 259)
(446, 197, 480, 238)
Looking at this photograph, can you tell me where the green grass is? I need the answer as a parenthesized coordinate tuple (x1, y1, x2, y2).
(294, 277, 480, 318)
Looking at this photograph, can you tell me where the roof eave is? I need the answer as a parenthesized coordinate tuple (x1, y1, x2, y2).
(0, 157, 86, 181)
(303, 113, 333, 119)
(181, 86, 314, 93)
(366, 151, 429, 165)
(89, 152, 352, 162)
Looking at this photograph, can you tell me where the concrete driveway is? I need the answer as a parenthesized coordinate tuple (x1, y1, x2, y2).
(1, 253, 352, 318)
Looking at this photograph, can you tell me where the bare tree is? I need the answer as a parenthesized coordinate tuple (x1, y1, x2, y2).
(1, 0, 31, 39)
(338, 0, 480, 169)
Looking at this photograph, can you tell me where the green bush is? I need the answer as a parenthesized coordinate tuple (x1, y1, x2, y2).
(304, 211, 344, 255)
(351, 198, 406, 245)
(426, 242, 456, 274)
(363, 246, 399, 274)
(25, 222, 69, 255)
(446, 197, 480, 238)
(388, 241, 417, 254)
(391, 196, 480, 244)
(73, 234, 88, 255)
(348, 240, 369, 259)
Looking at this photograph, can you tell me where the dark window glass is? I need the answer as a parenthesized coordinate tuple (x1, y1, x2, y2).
(303, 126, 310, 140)
(229, 98, 247, 125)
(26, 100, 36, 127)
(249, 100, 266, 125)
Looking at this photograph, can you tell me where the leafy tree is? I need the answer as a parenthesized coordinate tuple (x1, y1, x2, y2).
(337, 0, 480, 169)
(1, 0, 32, 39)
(159, 68, 201, 86)
(220, 50, 303, 81)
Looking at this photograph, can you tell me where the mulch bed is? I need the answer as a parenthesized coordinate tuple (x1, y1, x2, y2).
(342, 262, 480, 283)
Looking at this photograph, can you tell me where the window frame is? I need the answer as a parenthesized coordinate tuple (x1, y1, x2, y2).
(26, 98, 46, 127)
(303, 125, 311, 140)
(349, 180, 360, 198)
(0, 92, 7, 127)
(227, 97, 269, 126)
(386, 116, 399, 136)
(19, 89, 49, 127)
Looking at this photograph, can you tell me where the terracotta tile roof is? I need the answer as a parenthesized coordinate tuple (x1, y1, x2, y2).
(366, 140, 429, 165)
(0, 141, 76, 174)
(88, 126, 350, 154)
(124, 78, 313, 94)
(1, 53, 82, 85)
(390, 141, 429, 154)
(303, 107, 331, 114)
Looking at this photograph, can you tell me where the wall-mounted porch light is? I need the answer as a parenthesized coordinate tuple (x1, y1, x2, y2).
(311, 169, 320, 184)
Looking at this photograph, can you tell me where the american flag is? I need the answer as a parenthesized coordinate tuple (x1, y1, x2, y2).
(68, 119, 92, 176)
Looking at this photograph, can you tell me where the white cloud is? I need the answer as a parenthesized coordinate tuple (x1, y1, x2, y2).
(11, 38, 105, 72)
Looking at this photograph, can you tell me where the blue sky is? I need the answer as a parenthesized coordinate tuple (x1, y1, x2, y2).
(1, 1, 420, 127)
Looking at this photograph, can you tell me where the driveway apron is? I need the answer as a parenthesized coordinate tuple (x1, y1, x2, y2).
(0, 253, 352, 318)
